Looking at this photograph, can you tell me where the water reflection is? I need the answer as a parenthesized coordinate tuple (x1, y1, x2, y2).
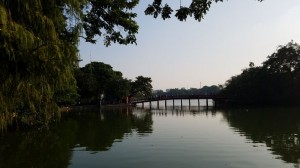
(69, 107, 153, 151)
(221, 107, 300, 165)
(145, 106, 218, 118)
(0, 106, 153, 168)
(1, 106, 300, 168)
(146, 106, 300, 166)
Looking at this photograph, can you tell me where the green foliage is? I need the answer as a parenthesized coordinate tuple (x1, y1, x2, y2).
(0, 0, 142, 129)
(263, 42, 300, 74)
(223, 41, 300, 106)
(76, 62, 131, 104)
(104, 78, 131, 103)
(145, 0, 263, 21)
(76, 62, 153, 104)
(83, 0, 139, 46)
(131, 76, 153, 98)
(0, 0, 270, 129)
(0, 0, 86, 129)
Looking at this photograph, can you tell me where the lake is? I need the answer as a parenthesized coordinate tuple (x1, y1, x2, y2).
(0, 104, 300, 168)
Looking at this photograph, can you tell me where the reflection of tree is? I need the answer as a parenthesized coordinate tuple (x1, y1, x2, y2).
(62, 107, 153, 151)
(131, 111, 153, 134)
(0, 126, 74, 168)
(0, 107, 153, 168)
(222, 107, 300, 164)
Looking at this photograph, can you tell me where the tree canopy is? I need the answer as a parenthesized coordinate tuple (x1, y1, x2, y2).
(0, 0, 142, 128)
(131, 76, 153, 98)
(82, 0, 139, 46)
(75, 62, 129, 104)
(0, 0, 84, 129)
(145, 0, 263, 21)
(81, 0, 266, 46)
(222, 41, 300, 106)
(75, 62, 153, 104)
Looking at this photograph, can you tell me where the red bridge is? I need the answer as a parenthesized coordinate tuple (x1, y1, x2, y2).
(130, 94, 231, 108)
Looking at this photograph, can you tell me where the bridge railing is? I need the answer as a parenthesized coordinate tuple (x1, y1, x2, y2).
(130, 94, 229, 104)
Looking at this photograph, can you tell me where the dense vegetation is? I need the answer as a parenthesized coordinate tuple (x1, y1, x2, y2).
(0, 0, 84, 129)
(222, 41, 300, 106)
(0, 0, 141, 129)
(153, 85, 221, 96)
(0, 0, 273, 129)
(145, 0, 263, 21)
(76, 62, 152, 105)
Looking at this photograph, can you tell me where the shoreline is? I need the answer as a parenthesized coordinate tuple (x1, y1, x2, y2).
(60, 104, 135, 112)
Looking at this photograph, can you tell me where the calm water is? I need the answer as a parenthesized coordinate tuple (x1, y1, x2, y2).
(1, 105, 300, 168)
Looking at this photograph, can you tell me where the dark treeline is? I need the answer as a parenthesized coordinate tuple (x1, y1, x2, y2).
(75, 62, 153, 105)
(222, 41, 300, 106)
(153, 85, 221, 96)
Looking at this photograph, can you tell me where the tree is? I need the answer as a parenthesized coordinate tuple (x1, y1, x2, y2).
(0, 0, 267, 129)
(82, 0, 139, 46)
(263, 41, 300, 74)
(262, 41, 300, 104)
(131, 76, 153, 98)
(0, 0, 84, 128)
(222, 41, 300, 106)
(145, 0, 263, 21)
(82, 0, 266, 46)
(75, 69, 99, 103)
(104, 78, 131, 104)
(75, 62, 132, 104)
(0, 0, 143, 128)
(81, 62, 122, 93)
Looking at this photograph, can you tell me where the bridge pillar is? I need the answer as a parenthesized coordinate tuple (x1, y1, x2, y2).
(206, 99, 208, 108)
(172, 99, 175, 108)
(189, 99, 191, 108)
(181, 99, 183, 109)
(198, 99, 200, 107)
(150, 101, 152, 109)
(165, 100, 167, 108)
(157, 100, 159, 109)
(142, 102, 144, 108)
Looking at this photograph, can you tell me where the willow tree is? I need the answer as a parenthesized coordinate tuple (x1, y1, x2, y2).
(0, 0, 86, 129)
(0, 0, 266, 129)
(0, 0, 140, 129)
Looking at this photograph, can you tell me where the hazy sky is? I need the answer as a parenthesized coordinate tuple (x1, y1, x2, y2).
(79, 0, 300, 90)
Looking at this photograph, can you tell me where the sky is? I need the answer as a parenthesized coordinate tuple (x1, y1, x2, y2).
(79, 0, 300, 91)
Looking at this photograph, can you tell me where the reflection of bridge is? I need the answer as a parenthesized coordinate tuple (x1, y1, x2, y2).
(130, 94, 231, 108)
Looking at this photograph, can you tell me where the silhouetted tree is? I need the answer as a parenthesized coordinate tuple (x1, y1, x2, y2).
(131, 76, 153, 98)
(145, 0, 264, 21)
(104, 78, 131, 104)
(75, 62, 131, 104)
(222, 41, 300, 106)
